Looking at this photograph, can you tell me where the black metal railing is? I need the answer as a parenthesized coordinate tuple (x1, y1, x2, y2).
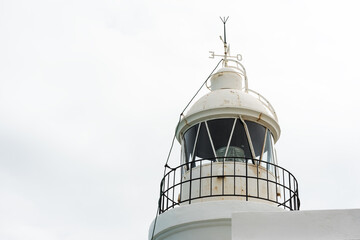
(158, 157, 300, 214)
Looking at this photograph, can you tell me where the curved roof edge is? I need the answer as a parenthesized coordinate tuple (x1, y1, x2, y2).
(176, 107, 281, 143)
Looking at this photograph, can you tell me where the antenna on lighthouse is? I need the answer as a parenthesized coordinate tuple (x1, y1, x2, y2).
(220, 16, 229, 44)
(209, 16, 242, 64)
(220, 16, 229, 65)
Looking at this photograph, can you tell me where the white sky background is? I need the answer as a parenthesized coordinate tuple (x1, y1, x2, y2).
(1, 0, 360, 239)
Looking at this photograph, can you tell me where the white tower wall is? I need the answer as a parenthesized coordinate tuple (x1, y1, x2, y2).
(149, 201, 285, 240)
(150, 203, 360, 240)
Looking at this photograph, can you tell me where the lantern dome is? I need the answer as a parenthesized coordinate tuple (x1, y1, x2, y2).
(176, 66, 281, 142)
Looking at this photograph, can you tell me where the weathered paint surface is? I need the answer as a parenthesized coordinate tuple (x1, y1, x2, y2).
(180, 162, 277, 205)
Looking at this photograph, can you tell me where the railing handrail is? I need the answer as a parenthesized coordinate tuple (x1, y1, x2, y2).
(159, 157, 300, 213)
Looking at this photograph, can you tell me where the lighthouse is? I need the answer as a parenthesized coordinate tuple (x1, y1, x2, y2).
(149, 18, 360, 240)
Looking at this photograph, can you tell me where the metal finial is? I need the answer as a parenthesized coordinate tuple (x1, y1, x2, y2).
(220, 16, 229, 44)
(209, 17, 242, 67)
(219, 17, 229, 65)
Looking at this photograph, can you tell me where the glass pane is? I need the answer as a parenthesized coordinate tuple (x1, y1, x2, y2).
(262, 130, 275, 172)
(206, 118, 234, 151)
(245, 121, 266, 159)
(183, 119, 255, 166)
(183, 124, 199, 164)
(192, 122, 215, 167)
(227, 119, 252, 162)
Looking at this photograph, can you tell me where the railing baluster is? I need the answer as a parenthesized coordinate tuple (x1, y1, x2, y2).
(222, 158, 225, 195)
(158, 158, 300, 213)
(161, 179, 165, 213)
(199, 160, 202, 198)
(189, 163, 193, 204)
(210, 160, 213, 196)
(246, 160, 248, 201)
(179, 166, 183, 204)
(266, 164, 269, 200)
(275, 165, 278, 202)
(289, 172, 292, 210)
(257, 159, 259, 198)
(172, 170, 176, 209)
(233, 159, 236, 195)
(166, 172, 171, 209)
(282, 169, 286, 209)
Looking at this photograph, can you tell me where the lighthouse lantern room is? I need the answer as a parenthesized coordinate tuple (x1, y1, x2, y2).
(149, 18, 300, 240)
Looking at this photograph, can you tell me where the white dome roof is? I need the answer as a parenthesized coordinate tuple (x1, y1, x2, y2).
(186, 89, 273, 116)
(176, 88, 280, 142)
(175, 62, 281, 142)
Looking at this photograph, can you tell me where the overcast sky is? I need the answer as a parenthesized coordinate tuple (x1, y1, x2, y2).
(1, 0, 360, 239)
